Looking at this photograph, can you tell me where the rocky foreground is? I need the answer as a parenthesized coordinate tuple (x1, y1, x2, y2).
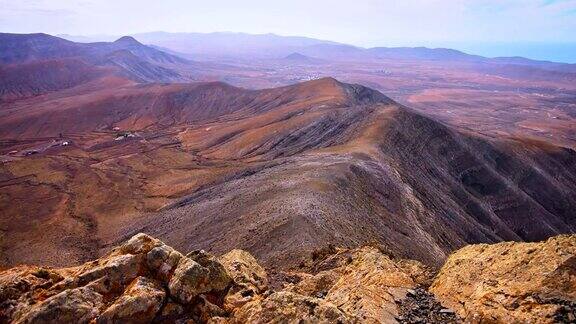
(0, 234, 574, 323)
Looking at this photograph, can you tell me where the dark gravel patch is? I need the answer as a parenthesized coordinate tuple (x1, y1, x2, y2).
(395, 287, 460, 324)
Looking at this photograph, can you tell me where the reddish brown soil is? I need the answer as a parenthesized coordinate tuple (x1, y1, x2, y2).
(1, 77, 574, 270)
(211, 57, 576, 150)
(1, 34, 575, 270)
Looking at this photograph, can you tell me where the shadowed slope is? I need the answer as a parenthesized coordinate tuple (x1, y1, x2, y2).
(0, 33, 195, 100)
(0, 59, 110, 102)
(0, 78, 574, 270)
(0, 78, 392, 267)
(0, 77, 388, 139)
(0, 33, 188, 66)
(108, 80, 576, 269)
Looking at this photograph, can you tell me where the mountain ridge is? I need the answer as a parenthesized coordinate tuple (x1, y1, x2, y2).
(1, 77, 575, 270)
(0, 32, 193, 100)
(57, 31, 576, 65)
(59, 31, 574, 67)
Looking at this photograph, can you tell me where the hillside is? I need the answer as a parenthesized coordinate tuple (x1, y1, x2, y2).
(283, 52, 323, 64)
(0, 33, 195, 100)
(0, 58, 110, 102)
(130, 31, 339, 58)
(0, 33, 188, 66)
(116, 79, 576, 268)
(1, 78, 574, 271)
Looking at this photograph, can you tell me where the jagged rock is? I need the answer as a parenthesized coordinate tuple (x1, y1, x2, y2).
(288, 271, 341, 299)
(228, 291, 354, 323)
(395, 259, 436, 287)
(0, 266, 64, 306)
(0, 233, 235, 323)
(187, 250, 232, 293)
(168, 252, 231, 304)
(430, 235, 576, 324)
(254, 246, 432, 323)
(219, 249, 268, 310)
(323, 246, 431, 323)
(282, 246, 434, 323)
(13, 286, 104, 324)
(0, 266, 70, 322)
(97, 276, 166, 323)
(1, 233, 573, 324)
(120, 233, 160, 255)
(153, 298, 187, 323)
(168, 257, 208, 304)
(194, 294, 229, 323)
(146, 245, 183, 281)
(75, 253, 145, 289)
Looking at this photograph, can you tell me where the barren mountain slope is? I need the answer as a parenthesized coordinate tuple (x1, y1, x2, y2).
(0, 78, 389, 267)
(0, 58, 112, 102)
(116, 80, 576, 268)
(0, 33, 187, 66)
(0, 33, 197, 101)
(1, 78, 575, 270)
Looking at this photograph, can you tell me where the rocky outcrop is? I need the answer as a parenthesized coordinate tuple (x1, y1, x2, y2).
(218, 249, 268, 311)
(229, 245, 434, 324)
(430, 235, 576, 323)
(0, 233, 233, 323)
(227, 291, 353, 323)
(293, 246, 433, 323)
(0, 234, 437, 324)
(98, 276, 165, 323)
(1, 233, 574, 323)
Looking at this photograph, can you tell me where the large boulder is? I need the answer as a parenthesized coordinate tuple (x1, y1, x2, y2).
(168, 250, 231, 304)
(97, 276, 166, 323)
(12, 286, 104, 324)
(430, 235, 576, 323)
(0, 233, 236, 324)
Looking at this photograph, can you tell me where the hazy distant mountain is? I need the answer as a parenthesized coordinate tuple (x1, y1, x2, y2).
(296, 43, 367, 60)
(0, 33, 86, 64)
(491, 56, 576, 73)
(57, 33, 118, 43)
(283, 52, 325, 64)
(367, 46, 486, 62)
(130, 31, 340, 58)
(0, 33, 188, 66)
(58, 31, 576, 68)
(0, 33, 195, 99)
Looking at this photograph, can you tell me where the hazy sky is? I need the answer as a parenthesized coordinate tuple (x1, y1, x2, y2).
(1, 0, 576, 48)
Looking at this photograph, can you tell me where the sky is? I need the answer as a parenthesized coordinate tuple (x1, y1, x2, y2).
(1, 0, 576, 62)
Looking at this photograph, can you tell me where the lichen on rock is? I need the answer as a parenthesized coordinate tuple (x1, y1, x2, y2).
(1, 233, 574, 323)
(430, 235, 576, 324)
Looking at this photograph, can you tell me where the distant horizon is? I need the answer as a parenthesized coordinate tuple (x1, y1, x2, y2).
(2, 0, 575, 63)
(48, 30, 576, 64)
